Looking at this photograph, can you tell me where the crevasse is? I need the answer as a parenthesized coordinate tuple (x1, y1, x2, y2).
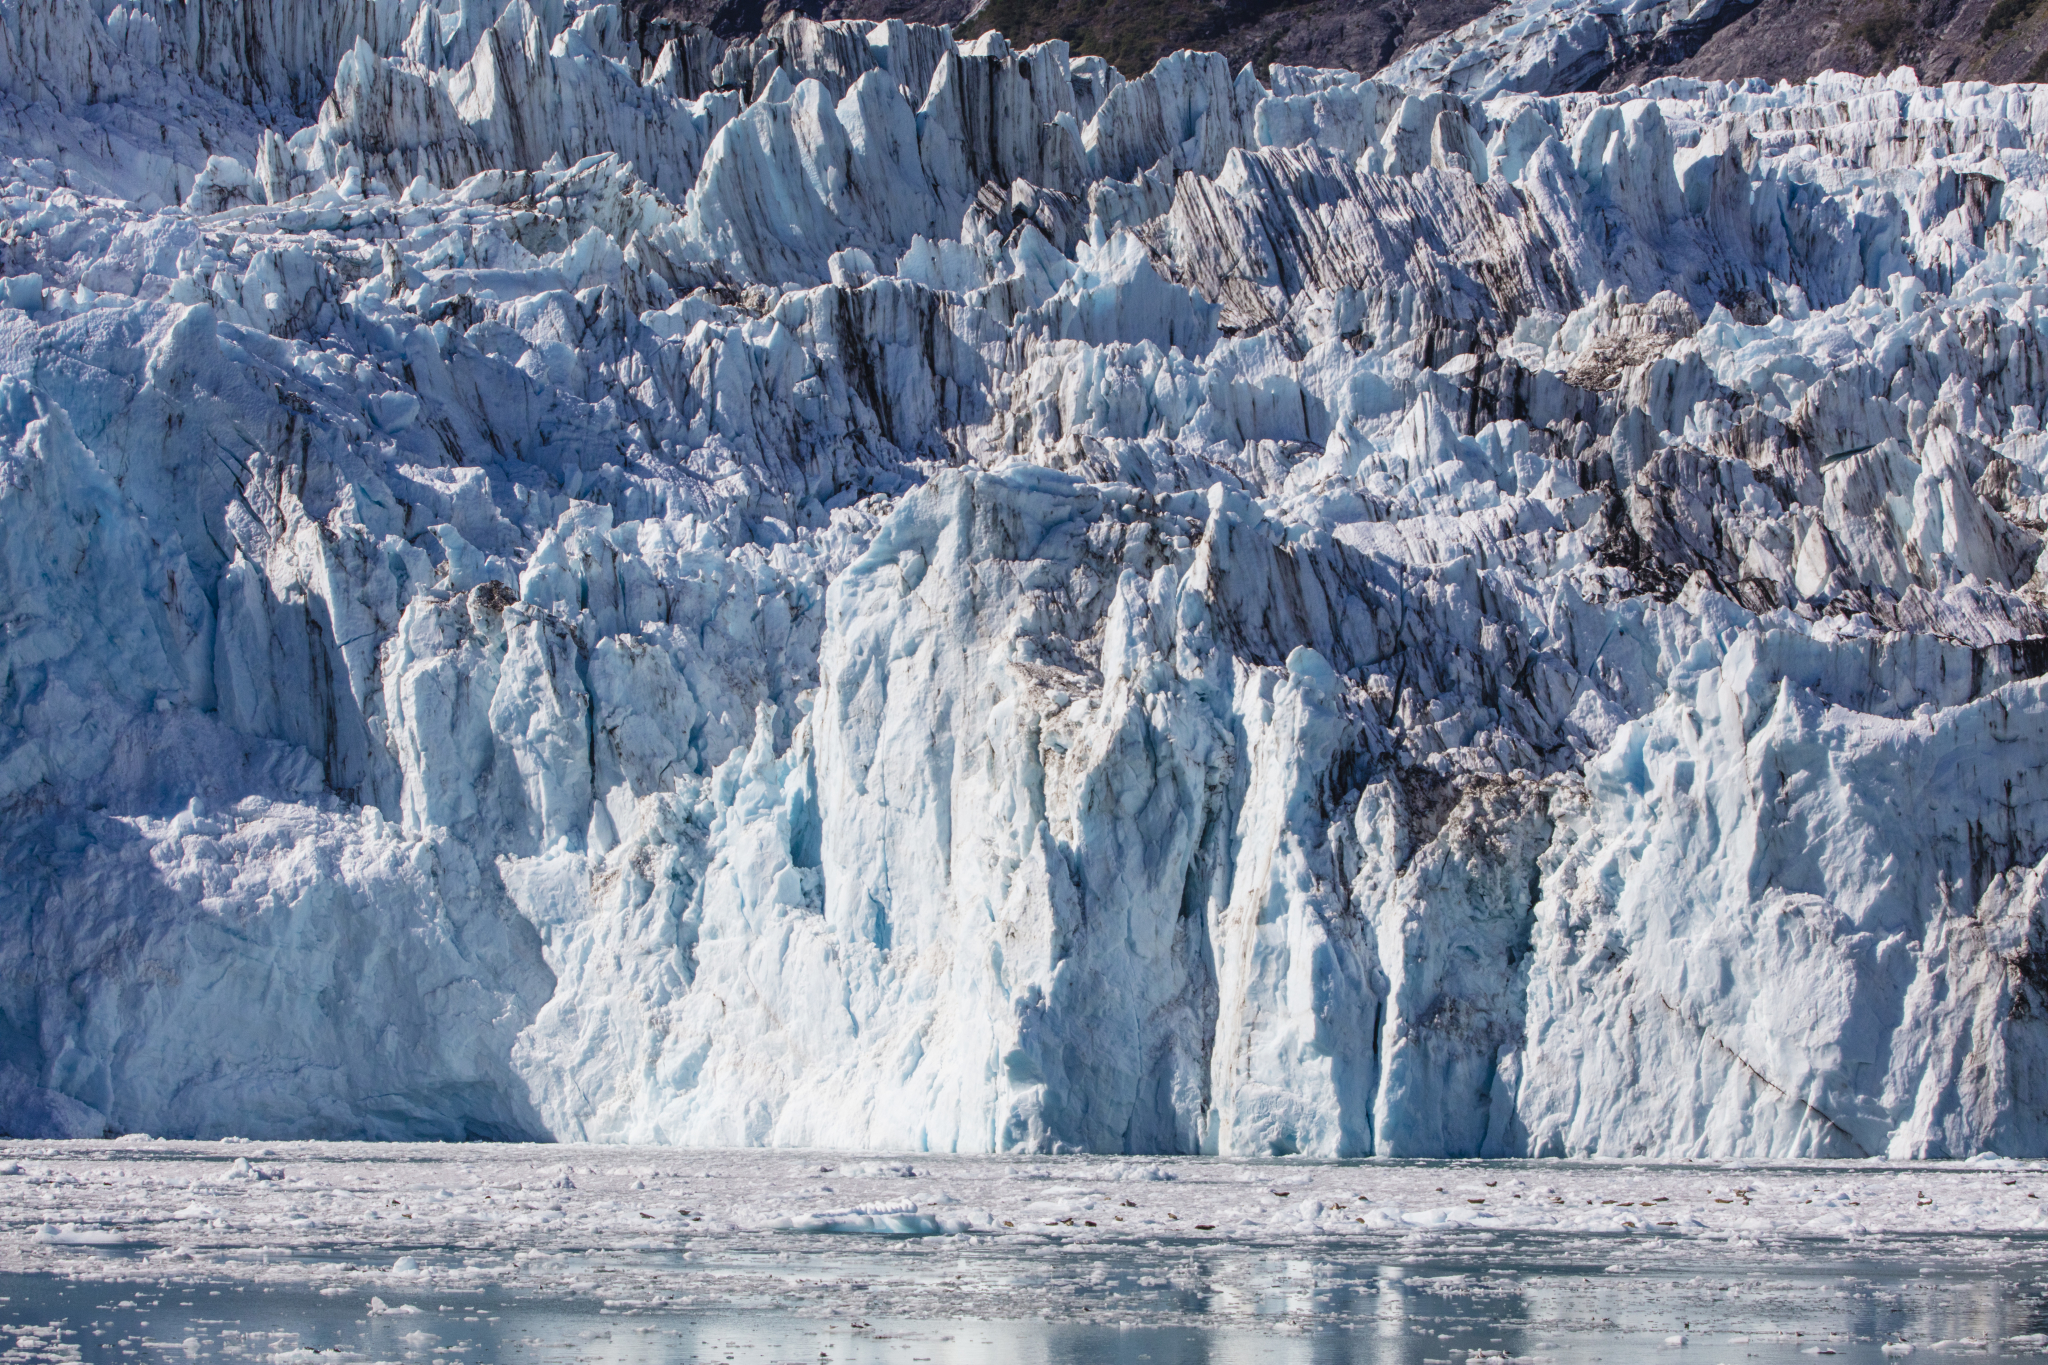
(2, 0, 2048, 1158)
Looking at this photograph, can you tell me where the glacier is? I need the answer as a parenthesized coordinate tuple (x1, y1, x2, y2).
(3, 0, 2048, 1159)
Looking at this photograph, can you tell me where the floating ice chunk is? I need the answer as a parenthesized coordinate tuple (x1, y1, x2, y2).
(32, 1223, 127, 1245)
(1110, 1164, 1177, 1182)
(770, 1200, 966, 1236)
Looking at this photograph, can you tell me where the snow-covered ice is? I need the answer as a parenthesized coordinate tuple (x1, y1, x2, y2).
(5, 0, 2048, 1158)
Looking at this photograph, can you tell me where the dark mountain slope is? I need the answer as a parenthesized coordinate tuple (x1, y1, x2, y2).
(634, 0, 2048, 86)
(1672, 0, 2048, 86)
(631, 0, 1504, 76)
(953, 0, 1499, 79)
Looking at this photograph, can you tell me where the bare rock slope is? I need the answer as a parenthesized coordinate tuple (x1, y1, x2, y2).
(641, 0, 2048, 86)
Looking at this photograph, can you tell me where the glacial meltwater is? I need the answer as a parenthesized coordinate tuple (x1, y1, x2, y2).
(5, 1143, 2048, 1363)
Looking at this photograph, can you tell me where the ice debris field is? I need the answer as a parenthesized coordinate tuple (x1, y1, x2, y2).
(6, 1141, 2048, 1362)
(9, 0, 2048, 1161)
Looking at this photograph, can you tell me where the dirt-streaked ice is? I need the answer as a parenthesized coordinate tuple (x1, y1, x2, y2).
(4, 0, 2048, 1157)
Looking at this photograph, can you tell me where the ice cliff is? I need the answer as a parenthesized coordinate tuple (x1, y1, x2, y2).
(4, 0, 2048, 1157)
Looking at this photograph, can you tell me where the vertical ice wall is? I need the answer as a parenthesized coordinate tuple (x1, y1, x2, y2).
(2, 0, 2048, 1155)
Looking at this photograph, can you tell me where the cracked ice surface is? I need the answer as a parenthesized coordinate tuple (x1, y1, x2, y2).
(5, 0, 2048, 1157)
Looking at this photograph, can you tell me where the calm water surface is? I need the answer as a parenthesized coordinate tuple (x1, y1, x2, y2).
(5, 1230, 2047, 1364)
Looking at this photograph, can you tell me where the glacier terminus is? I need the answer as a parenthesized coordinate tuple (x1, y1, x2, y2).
(3, 0, 2048, 1160)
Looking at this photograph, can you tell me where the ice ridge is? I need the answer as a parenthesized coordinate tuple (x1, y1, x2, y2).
(1, 0, 2047, 1157)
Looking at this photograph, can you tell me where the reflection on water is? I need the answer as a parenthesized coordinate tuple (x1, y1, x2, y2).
(5, 1232, 2048, 1365)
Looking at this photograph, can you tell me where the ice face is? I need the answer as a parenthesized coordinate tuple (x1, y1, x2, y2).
(3, 0, 2048, 1157)
(1381, 0, 1754, 99)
